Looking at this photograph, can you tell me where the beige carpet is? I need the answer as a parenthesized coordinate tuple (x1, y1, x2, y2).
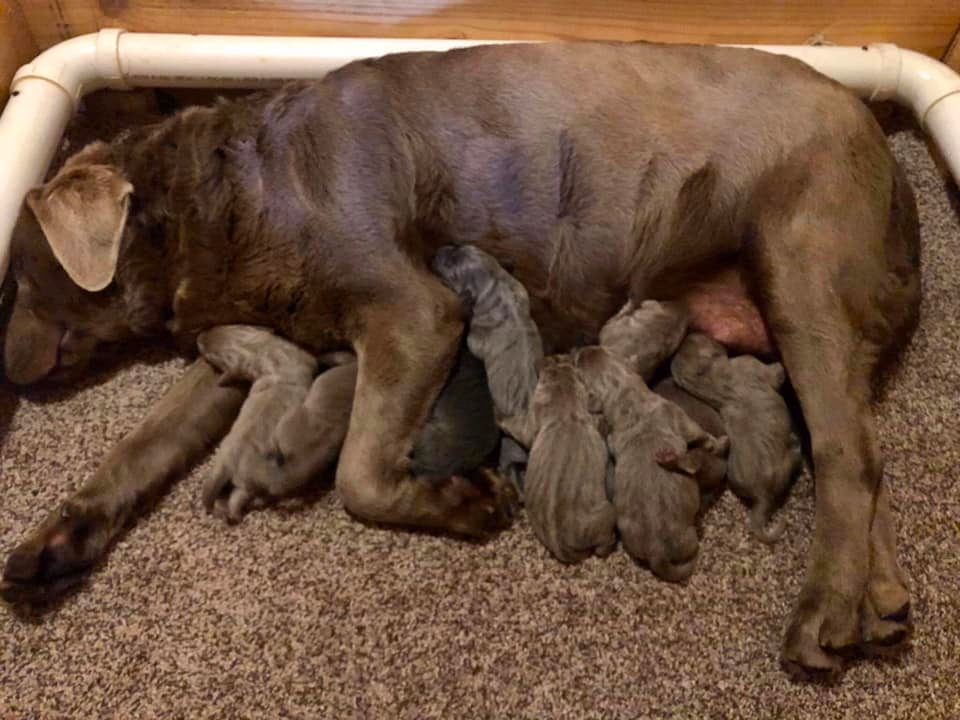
(1, 99, 958, 719)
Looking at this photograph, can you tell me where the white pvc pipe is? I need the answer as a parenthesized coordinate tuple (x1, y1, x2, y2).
(2, 31, 960, 280)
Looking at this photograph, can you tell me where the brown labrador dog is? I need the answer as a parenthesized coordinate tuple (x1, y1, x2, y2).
(1, 41, 919, 678)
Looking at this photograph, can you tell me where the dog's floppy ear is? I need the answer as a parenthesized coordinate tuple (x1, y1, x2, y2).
(25, 164, 133, 292)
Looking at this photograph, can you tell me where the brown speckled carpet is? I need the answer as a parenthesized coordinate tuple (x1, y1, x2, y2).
(0, 94, 958, 719)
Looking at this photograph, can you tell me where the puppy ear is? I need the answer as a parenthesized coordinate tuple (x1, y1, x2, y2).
(655, 447, 703, 476)
(25, 164, 133, 292)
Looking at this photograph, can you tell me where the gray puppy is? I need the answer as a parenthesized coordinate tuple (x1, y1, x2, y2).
(432, 244, 546, 494)
(599, 299, 689, 381)
(199, 326, 503, 522)
(574, 345, 728, 583)
(198, 325, 318, 522)
(671, 333, 803, 543)
(519, 355, 617, 563)
(653, 378, 728, 509)
(431, 245, 543, 426)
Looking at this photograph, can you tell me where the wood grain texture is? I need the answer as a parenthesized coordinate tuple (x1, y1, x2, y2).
(944, 24, 960, 70)
(0, 0, 38, 104)
(18, 0, 960, 58)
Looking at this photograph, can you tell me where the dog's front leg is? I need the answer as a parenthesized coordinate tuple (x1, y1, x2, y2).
(335, 270, 516, 537)
(1, 358, 244, 603)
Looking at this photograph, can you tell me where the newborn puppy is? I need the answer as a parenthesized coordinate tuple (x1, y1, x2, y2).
(599, 299, 689, 380)
(432, 245, 543, 425)
(199, 326, 503, 522)
(432, 244, 545, 497)
(520, 355, 617, 563)
(671, 333, 803, 543)
(198, 325, 318, 522)
(574, 345, 728, 583)
(653, 378, 728, 508)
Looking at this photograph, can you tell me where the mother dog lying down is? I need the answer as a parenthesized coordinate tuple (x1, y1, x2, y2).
(1, 41, 920, 679)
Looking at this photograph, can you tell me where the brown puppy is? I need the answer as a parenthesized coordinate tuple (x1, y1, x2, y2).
(574, 346, 728, 582)
(671, 333, 803, 544)
(198, 325, 506, 521)
(598, 300, 689, 380)
(2, 41, 920, 676)
(519, 355, 617, 563)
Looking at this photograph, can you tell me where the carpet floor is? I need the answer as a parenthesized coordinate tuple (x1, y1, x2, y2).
(0, 98, 957, 719)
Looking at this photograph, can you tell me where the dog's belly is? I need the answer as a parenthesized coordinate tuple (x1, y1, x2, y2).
(674, 269, 775, 357)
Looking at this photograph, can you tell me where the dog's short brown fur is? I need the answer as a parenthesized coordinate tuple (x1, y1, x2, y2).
(574, 346, 728, 582)
(671, 333, 803, 543)
(2, 41, 921, 677)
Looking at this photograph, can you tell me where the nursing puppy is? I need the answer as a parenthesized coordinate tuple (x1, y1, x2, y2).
(671, 333, 803, 543)
(431, 245, 544, 495)
(519, 355, 617, 563)
(431, 245, 543, 427)
(598, 300, 690, 380)
(574, 346, 728, 582)
(3, 41, 921, 676)
(198, 325, 318, 522)
(198, 325, 506, 522)
(652, 378, 728, 508)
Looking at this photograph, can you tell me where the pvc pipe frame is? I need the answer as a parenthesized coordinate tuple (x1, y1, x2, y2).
(2, 30, 960, 279)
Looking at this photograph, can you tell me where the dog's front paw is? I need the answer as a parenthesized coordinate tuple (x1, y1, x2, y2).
(444, 469, 520, 538)
(1, 500, 113, 604)
(860, 578, 911, 653)
(780, 587, 862, 681)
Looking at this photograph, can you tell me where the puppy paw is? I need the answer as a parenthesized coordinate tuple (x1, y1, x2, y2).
(1, 500, 111, 604)
(203, 445, 289, 524)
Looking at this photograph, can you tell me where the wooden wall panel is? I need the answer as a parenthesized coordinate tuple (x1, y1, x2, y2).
(18, 0, 960, 59)
(0, 0, 38, 104)
(944, 25, 960, 70)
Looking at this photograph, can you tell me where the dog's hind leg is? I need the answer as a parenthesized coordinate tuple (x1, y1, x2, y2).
(1, 359, 245, 603)
(335, 269, 517, 537)
(746, 135, 918, 679)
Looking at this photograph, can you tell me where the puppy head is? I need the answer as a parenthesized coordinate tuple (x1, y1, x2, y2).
(527, 355, 590, 425)
(599, 299, 689, 367)
(571, 346, 635, 412)
(670, 332, 726, 381)
(431, 245, 503, 308)
(729, 355, 786, 389)
(5, 144, 147, 384)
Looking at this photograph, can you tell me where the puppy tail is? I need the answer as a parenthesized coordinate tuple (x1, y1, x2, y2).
(748, 499, 785, 544)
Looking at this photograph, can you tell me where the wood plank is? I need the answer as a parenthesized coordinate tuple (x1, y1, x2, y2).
(19, 0, 960, 58)
(0, 0, 38, 105)
(944, 24, 960, 70)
